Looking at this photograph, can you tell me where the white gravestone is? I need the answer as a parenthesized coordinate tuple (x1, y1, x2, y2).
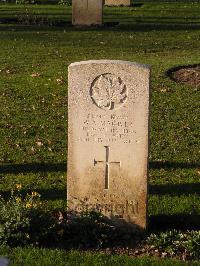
(68, 60, 150, 231)
(72, 0, 103, 26)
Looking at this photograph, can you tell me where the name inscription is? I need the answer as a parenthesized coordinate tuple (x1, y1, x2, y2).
(70, 200, 139, 217)
(76, 113, 135, 143)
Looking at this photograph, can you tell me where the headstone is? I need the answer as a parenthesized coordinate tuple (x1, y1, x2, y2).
(105, 0, 131, 6)
(68, 60, 150, 231)
(0, 258, 9, 266)
(72, 0, 103, 26)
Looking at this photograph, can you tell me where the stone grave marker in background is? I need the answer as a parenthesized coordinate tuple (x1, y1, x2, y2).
(105, 0, 131, 6)
(72, 0, 103, 26)
(0, 258, 9, 266)
(68, 60, 150, 231)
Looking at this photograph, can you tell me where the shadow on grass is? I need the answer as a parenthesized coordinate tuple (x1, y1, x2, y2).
(0, 160, 198, 175)
(1, 181, 199, 199)
(33, 188, 66, 201)
(0, 188, 66, 201)
(150, 161, 199, 170)
(149, 214, 200, 230)
(0, 162, 67, 174)
(60, 213, 144, 249)
(39, 188, 66, 200)
(150, 183, 200, 196)
(0, 17, 71, 27)
(0, 20, 200, 32)
(0, 160, 199, 232)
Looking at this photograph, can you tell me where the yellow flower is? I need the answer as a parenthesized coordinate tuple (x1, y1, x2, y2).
(26, 203, 32, 208)
(15, 184, 22, 190)
(16, 197, 21, 203)
(31, 191, 38, 197)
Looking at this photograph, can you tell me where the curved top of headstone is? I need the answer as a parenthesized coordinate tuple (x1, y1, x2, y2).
(69, 60, 150, 70)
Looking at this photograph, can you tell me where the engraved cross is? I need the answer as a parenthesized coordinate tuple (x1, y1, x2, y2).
(94, 146, 121, 189)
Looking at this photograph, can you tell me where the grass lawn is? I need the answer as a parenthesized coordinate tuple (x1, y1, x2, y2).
(1, 246, 199, 266)
(0, 2, 199, 265)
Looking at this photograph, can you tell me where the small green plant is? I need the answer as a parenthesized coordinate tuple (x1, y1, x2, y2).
(0, 184, 56, 246)
(58, 0, 71, 5)
(147, 230, 200, 260)
(17, 6, 52, 25)
(16, 0, 35, 4)
(0, 186, 135, 248)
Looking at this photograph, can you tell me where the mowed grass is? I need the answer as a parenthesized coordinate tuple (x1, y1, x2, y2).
(0, 2, 199, 264)
(1, 246, 199, 266)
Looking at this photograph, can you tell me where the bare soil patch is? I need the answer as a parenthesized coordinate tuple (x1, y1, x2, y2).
(168, 65, 200, 87)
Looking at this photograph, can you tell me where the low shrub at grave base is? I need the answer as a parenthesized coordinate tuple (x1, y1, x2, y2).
(146, 230, 200, 260)
(62, 211, 146, 249)
(0, 185, 141, 248)
(0, 186, 200, 261)
(0, 184, 57, 246)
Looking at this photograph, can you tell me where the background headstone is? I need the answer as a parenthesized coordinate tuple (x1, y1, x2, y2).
(68, 60, 150, 231)
(72, 0, 103, 26)
(105, 0, 131, 6)
(0, 258, 9, 266)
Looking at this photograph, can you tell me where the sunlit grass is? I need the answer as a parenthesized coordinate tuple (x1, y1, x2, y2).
(0, 2, 199, 264)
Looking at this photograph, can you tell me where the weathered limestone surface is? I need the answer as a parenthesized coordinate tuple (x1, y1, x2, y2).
(68, 60, 150, 231)
(105, 0, 131, 6)
(0, 258, 9, 266)
(72, 0, 103, 26)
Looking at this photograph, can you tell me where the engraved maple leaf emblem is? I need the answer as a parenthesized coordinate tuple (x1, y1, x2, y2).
(91, 74, 127, 110)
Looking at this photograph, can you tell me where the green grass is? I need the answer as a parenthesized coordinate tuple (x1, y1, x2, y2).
(0, 2, 199, 264)
(0, 246, 199, 266)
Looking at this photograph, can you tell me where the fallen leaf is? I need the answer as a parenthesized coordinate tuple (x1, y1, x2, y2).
(160, 88, 167, 92)
(36, 141, 43, 147)
(56, 76, 64, 85)
(31, 72, 41, 77)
